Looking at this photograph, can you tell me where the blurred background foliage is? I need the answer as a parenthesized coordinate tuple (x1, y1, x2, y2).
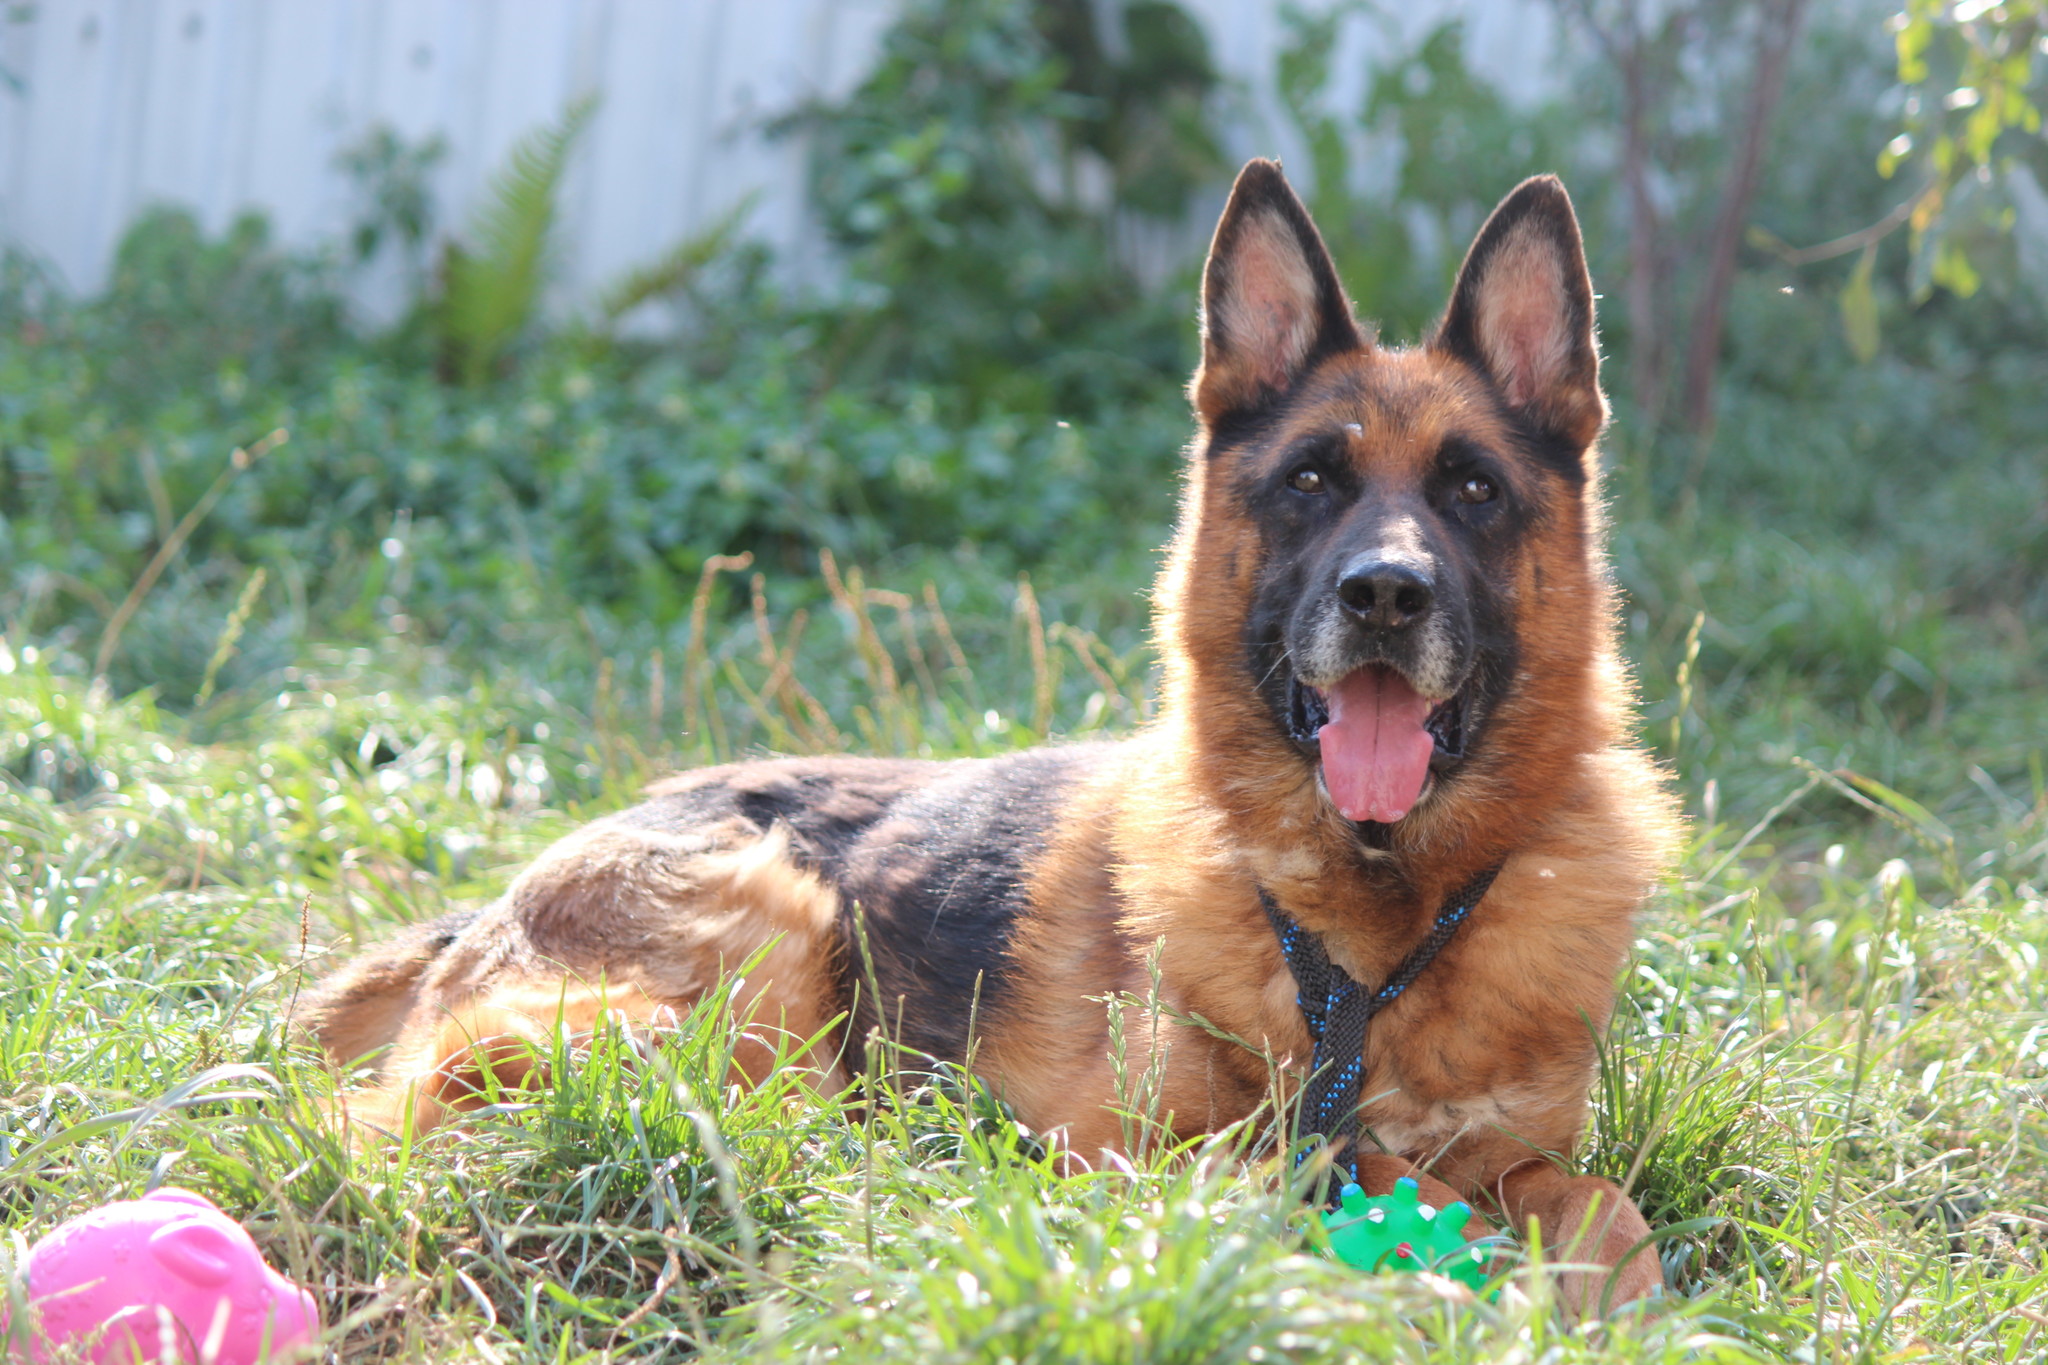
(0, 0, 2044, 828)
(786, 0, 1225, 412)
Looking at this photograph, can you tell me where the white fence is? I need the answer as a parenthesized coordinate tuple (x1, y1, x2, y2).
(0, 0, 1558, 317)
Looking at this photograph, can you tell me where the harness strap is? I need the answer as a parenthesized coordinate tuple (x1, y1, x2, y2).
(1259, 864, 1502, 1205)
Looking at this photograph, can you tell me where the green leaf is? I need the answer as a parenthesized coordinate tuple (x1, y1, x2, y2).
(1932, 237, 1982, 297)
(1839, 767, 1956, 850)
(1895, 14, 1932, 84)
(441, 95, 598, 388)
(597, 194, 756, 325)
(1841, 245, 1880, 363)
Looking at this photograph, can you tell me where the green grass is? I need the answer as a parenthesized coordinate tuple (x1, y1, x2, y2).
(3, 515, 2045, 1363)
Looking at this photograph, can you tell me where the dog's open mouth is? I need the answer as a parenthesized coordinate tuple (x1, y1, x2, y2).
(1287, 669, 1467, 824)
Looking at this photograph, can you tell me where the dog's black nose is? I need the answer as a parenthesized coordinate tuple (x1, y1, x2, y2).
(1337, 559, 1434, 630)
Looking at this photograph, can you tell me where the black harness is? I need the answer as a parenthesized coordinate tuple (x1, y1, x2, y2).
(1259, 864, 1501, 1206)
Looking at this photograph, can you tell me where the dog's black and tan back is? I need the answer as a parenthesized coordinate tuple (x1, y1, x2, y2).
(298, 159, 1680, 1310)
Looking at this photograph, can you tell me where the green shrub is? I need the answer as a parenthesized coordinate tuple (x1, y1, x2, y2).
(787, 0, 1221, 414)
(73, 207, 346, 420)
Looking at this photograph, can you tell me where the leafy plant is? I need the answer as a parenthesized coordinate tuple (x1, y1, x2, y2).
(79, 206, 346, 418)
(335, 123, 448, 289)
(438, 96, 597, 388)
(1886, 0, 2047, 301)
(786, 0, 1221, 414)
(1035, 0, 1225, 218)
(1742, 5, 2048, 366)
(597, 196, 756, 328)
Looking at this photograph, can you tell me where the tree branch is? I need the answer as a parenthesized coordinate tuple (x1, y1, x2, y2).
(1747, 182, 1934, 267)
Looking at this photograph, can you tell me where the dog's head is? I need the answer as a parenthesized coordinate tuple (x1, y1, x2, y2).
(1160, 159, 1618, 846)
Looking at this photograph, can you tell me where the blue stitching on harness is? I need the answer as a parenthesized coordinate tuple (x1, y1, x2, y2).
(1259, 865, 1502, 1205)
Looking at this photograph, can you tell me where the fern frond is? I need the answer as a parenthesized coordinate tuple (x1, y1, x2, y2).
(443, 94, 598, 387)
(597, 194, 756, 325)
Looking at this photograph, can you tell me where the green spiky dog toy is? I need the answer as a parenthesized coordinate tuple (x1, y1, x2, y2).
(1318, 1177, 1495, 1293)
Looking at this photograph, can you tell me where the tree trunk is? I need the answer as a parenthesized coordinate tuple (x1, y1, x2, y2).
(1680, 0, 1808, 435)
(1619, 17, 1665, 424)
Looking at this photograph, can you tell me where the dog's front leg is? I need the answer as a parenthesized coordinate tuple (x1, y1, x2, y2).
(1495, 1162, 1661, 1314)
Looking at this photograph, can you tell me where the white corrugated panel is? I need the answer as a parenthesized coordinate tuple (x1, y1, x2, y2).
(0, 0, 1554, 314)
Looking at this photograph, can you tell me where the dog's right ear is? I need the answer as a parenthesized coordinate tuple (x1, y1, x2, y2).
(1431, 176, 1604, 451)
(1192, 159, 1366, 425)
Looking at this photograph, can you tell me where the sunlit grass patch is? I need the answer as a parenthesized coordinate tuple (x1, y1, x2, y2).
(2, 566, 2046, 1360)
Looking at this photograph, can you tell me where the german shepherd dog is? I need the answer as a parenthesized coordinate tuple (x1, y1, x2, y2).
(298, 161, 1679, 1309)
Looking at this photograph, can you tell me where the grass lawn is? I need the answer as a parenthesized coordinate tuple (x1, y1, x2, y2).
(4, 430, 2046, 1362)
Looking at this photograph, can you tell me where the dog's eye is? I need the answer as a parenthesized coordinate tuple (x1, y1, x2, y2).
(1457, 475, 1497, 504)
(1288, 468, 1326, 495)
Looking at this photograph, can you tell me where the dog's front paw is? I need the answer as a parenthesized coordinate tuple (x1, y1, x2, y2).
(1497, 1166, 1663, 1318)
(1551, 1244, 1663, 1321)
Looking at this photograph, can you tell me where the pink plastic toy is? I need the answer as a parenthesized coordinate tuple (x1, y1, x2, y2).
(8, 1187, 317, 1363)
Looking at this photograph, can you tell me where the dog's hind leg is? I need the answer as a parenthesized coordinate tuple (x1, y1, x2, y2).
(327, 822, 854, 1140)
(289, 908, 479, 1074)
(333, 976, 688, 1137)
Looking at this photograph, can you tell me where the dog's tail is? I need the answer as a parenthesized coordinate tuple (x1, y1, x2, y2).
(289, 909, 478, 1075)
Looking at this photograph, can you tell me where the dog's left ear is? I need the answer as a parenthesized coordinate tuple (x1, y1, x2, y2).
(1433, 176, 1605, 450)
(1193, 159, 1366, 424)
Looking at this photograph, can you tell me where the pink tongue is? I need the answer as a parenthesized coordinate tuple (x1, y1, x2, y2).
(1317, 668, 1437, 824)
